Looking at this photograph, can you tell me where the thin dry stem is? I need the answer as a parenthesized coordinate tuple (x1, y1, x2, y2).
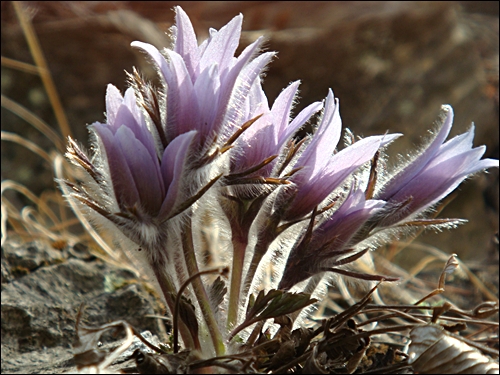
(12, 1, 72, 139)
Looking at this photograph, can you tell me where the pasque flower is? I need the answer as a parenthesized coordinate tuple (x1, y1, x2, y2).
(63, 5, 499, 367)
(283, 90, 400, 221)
(279, 188, 386, 290)
(376, 105, 499, 227)
(131, 7, 274, 153)
(66, 85, 198, 256)
(229, 80, 322, 179)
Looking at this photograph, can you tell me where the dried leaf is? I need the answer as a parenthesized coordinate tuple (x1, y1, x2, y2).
(365, 150, 379, 200)
(302, 345, 329, 374)
(268, 340, 296, 370)
(409, 325, 499, 374)
(292, 327, 315, 357)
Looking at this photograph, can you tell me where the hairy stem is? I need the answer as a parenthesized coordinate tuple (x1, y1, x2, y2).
(226, 232, 247, 329)
(241, 229, 275, 304)
(151, 264, 196, 350)
(173, 266, 228, 353)
(181, 217, 225, 356)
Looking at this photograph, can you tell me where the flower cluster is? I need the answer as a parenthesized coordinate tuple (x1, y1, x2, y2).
(64, 6, 498, 361)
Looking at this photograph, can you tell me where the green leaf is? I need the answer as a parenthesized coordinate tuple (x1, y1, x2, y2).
(229, 290, 317, 341)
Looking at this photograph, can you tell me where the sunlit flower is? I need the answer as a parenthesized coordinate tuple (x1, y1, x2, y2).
(131, 7, 274, 152)
(63, 5, 499, 368)
(283, 90, 400, 221)
(376, 105, 499, 227)
(66, 85, 197, 257)
(279, 188, 386, 290)
(230, 80, 322, 178)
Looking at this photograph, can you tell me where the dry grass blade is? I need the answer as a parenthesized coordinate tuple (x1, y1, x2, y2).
(1, 95, 65, 152)
(12, 1, 72, 139)
(1, 131, 52, 165)
(1, 179, 79, 246)
(54, 155, 140, 276)
(1, 56, 40, 74)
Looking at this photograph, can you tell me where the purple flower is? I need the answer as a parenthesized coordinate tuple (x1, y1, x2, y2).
(230, 80, 322, 177)
(66, 84, 197, 252)
(284, 90, 400, 220)
(279, 188, 385, 289)
(62, 5, 500, 360)
(131, 6, 274, 151)
(376, 105, 499, 226)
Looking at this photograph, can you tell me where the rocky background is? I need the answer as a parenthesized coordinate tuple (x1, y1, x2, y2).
(2, 2, 498, 373)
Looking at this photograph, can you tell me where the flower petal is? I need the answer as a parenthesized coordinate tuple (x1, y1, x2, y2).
(194, 64, 221, 138)
(199, 14, 243, 76)
(380, 105, 454, 200)
(92, 123, 140, 210)
(271, 81, 300, 138)
(173, 6, 200, 79)
(295, 90, 342, 181)
(283, 101, 322, 144)
(105, 84, 123, 125)
(159, 131, 198, 218)
(114, 125, 165, 214)
(220, 51, 275, 139)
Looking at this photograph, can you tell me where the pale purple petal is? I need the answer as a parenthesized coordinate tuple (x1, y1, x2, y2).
(288, 133, 400, 220)
(219, 52, 275, 138)
(210, 37, 266, 134)
(322, 134, 401, 181)
(388, 146, 497, 216)
(247, 78, 270, 119)
(163, 50, 199, 139)
(199, 14, 243, 75)
(234, 120, 275, 174)
(132, 42, 199, 140)
(92, 123, 140, 209)
(317, 189, 385, 251)
(173, 6, 200, 79)
(377, 105, 498, 227)
(435, 125, 474, 156)
(159, 131, 197, 218)
(131, 41, 170, 82)
(295, 90, 342, 180)
(271, 81, 300, 138)
(111, 89, 158, 163)
(283, 101, 322, 143)
(380, 105, 454, 200)
(462, 151, 498, 175)
(279, 188, 385, 289)
(105, 84, 123, 125)
(114, 126, 165, 215)
(194, 64, 221, 137)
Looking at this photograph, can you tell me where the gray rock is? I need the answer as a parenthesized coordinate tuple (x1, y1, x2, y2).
(1, 240, 165, 374)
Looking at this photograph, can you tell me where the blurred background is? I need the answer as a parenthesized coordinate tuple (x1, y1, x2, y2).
(2, 1, 498, 261)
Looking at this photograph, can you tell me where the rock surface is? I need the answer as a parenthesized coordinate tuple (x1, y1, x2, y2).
(1, 238, 165, 374)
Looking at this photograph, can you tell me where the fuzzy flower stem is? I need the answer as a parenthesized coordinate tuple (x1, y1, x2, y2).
(225, 195, 268, 329)
(242, 221, 278, 301)
(173, 266, 228, 353)
(151, 265, 196, 350)
(241, 193, 292, 298)
(226, 230, 248, 330)
(181, 216, 225, 356)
